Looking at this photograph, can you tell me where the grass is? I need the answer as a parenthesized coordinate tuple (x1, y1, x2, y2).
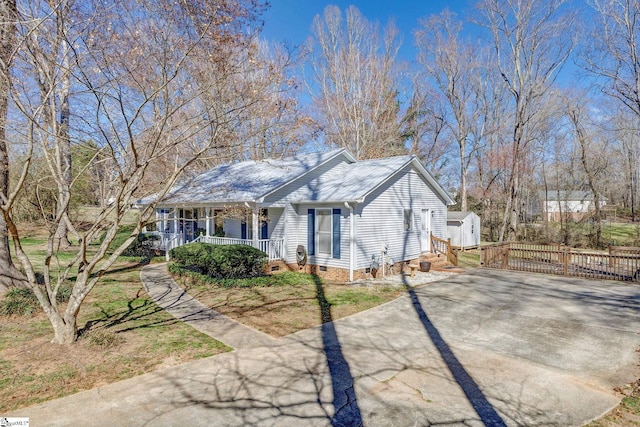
(526, 221, 640, 248)
(0, 227, 230, 413)
(456, 250, 481, 268)
(170, 266, 406, 337)
(586, 380, 640, 426)
(604, 223, 640, 247)
(1, 222, 412, 411)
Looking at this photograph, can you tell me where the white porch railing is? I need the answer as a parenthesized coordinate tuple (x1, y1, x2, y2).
(195, 235, 285, 261)
(144, 232, 285, 261)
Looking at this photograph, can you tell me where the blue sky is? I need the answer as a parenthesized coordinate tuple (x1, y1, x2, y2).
(261, 0, 475, 62)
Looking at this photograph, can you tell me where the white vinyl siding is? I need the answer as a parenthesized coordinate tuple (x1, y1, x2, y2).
(355, 168, 448, 270)
(261, 157, 448, 270)
(262, 155, 351, 267)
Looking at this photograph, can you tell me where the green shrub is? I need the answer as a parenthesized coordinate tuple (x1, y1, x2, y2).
(122, 232, 161, 257)
(167, 265, 315, 289)
(170, 243, 267, 279)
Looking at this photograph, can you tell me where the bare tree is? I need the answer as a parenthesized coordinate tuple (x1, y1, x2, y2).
(415, 10, 484, 211)
(401, 79, 454, 178)
(478, 0, 576, 241)
(307, 5, 404, 159)
(585, 0, 640, 116)
(0, 0, 26, 293)
(225, 39, 313, 162)
(563, 91, 608, 246)
(613, 109, 640, 220)
(19, 0, 78, 249)
(5, 0, 267, 344)
(584, 0, 640, 221)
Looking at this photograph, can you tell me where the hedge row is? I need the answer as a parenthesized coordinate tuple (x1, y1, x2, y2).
(169, 243, 267, 279)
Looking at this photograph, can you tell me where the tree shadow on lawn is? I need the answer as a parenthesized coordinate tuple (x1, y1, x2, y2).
(78, 291, 181, 338)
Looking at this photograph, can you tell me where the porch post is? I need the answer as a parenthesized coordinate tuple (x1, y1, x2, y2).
(252, 206, 259, 248)
(346, 202, 354, 282)
(173, 209, 178, 237)
(205, 207, 211, 236)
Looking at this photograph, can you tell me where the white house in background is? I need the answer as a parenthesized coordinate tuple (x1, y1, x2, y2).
(141, 149, 454, 281)
(542, 191, 607, 222)
(447, 211, 481, 250)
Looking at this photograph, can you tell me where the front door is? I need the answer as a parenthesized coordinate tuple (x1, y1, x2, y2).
(421, 209, 431, 252)
(182, 209, 196, 242)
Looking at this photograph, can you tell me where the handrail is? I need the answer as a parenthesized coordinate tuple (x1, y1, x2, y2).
(165, 234, 183, 261)
(431, 232, 458, 266)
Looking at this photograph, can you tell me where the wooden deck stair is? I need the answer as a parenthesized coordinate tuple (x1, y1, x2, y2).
(418, 252, 465, 274)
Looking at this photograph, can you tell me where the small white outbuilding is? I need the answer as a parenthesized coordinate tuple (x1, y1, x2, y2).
(447, 211, 481, 249)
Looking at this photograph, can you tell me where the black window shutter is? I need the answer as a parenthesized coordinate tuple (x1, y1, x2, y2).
(261, 209, 268, 239)
(332, 208, 341, 259)
(241, 221, 247, 239)
(307, 208, 315, 255)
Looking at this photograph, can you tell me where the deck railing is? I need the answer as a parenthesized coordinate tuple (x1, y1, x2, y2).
(194, 235, 285, 261)
(431, 232, 458, 266)
(142, 232, 285, 261)
(480, 242, 640, 281)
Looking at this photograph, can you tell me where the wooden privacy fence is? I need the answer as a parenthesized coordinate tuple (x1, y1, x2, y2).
(480, 242, 640, 282)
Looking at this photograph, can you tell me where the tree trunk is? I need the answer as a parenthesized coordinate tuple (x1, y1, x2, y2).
(50, 311, 77, 344)
(460, 139, 468, 212)
(0, 0, 26, 292)
(53, 5, 72, 249)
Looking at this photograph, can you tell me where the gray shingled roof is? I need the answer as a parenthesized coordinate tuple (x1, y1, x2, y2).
(155, 149, 347, 205)
(447, 211, 474, 221)
(543, 191, 605, 202)
(145, 149, 453, 206)
(291, 155, 416, 203)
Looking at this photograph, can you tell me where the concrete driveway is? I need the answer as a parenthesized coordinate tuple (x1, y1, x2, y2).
(10, 268, 640, 426)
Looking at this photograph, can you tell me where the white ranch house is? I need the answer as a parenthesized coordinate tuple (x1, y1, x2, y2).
(143, 149, 454, 281)
(542, 191, 607, 222)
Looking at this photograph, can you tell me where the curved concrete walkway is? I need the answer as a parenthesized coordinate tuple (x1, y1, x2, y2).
(8, 268, 640, 426)
(140, 263, 275, 349)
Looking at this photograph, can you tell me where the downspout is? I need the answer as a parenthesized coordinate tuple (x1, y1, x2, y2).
(345, 202, 354, 282)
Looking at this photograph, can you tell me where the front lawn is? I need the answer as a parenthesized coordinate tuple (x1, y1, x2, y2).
(169, 268, 406, 337)
(0, 234, 230, 413)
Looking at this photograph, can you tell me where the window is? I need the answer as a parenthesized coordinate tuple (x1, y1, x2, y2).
(156, 208, 171, 233)
(404, 209, 413, 231)
(317, 209, 332, 255)
(307, 208, 341, 259)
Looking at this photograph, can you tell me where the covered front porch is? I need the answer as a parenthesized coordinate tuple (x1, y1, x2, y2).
(152, 205, 285, 261)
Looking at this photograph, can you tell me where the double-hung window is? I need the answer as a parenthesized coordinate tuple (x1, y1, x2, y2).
(317, 209, 332, 255)
(307, 208, 341, 259)
(404, 209, 413, 231)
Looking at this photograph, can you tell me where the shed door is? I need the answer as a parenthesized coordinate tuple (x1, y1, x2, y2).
(421, 209, 431, 252)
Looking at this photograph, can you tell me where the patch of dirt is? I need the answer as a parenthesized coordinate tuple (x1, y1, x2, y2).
(588, 379, 640, 426)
